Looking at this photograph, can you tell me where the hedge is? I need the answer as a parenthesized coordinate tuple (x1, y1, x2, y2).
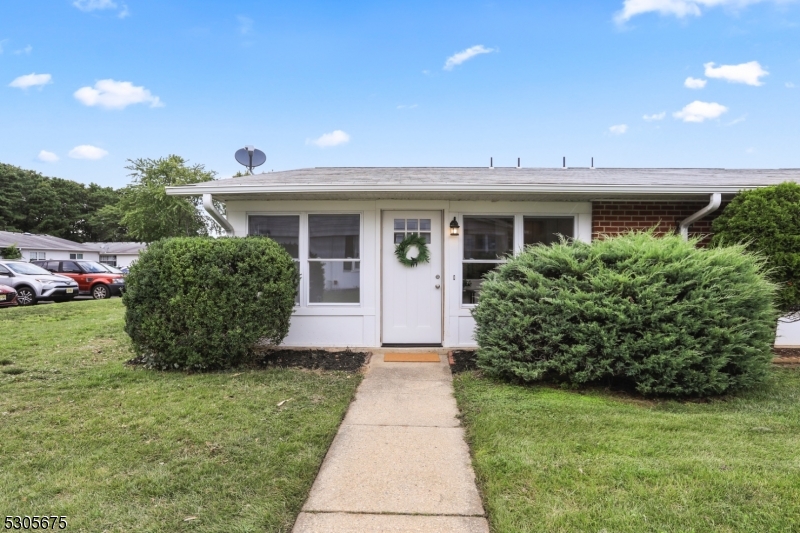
(472, 231, 778, 397)
(712, 181, 800, 314)
(123, 237, 298, 370)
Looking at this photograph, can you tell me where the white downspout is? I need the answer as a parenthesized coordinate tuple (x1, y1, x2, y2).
(202, 193, 235, 237)
(678, 193, 722, 240)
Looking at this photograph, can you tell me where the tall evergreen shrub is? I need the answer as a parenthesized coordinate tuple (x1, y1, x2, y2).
(712, 182, 800, 314)
(473, 232, 777, 397)
(0, 244, 22, 259)
(123, 237, 298, 370)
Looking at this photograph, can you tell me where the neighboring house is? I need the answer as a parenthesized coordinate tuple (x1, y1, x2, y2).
(0, 231, 99, 262)
(83, 242, 146, 269)
(167, 167, 800, 349)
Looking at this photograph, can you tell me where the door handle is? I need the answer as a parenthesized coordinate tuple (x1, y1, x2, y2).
(435, 284, 441, 289)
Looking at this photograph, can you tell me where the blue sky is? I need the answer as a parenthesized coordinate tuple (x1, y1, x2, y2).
(1, 0, 799, 188)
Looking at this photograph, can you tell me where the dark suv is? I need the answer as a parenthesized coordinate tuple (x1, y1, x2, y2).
(33, 260, 125, 299)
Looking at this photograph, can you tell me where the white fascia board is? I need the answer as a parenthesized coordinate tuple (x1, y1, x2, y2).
(166, 183, 754, 196)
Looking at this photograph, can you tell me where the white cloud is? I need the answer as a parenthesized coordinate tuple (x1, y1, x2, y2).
(9, 73, 52, 89)
(13, 45, 32, 55)
(684, 76, 707, 89)
(237, 16, 253, 35)
(0, 39, 7, 54)
(609, 124, 629, 135)
(73, 0, 129, 18)
(443, 45, 495, 71)
(704, 61, 768, 86)
(37, 150, 59, 163)
(673, 100, 728, 122)
(397, 104, 418, 109)
(68, 145, 108, 160)
(615, 0, 793, 23)
(73, 0, 117, 11)
(787, 82, 797, 88)
(727, 115, 747, 125)
(643, 112, 666, 121)
(74, 79, 163, 109)
(307, 130, 351, 148)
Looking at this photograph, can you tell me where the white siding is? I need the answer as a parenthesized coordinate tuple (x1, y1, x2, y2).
(224, 198, 591, 348)
(22, 249, 100, 262)
(114, 254, 140, 268)
(776, 319, 800, 348)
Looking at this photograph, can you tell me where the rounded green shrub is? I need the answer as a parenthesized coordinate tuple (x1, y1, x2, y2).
(123, 237, 298, 370)
(472, 232, 777, 397)
(712, 182, 800, 314)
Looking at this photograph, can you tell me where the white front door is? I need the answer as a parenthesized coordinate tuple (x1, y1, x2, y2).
(382, 211, 443, 345)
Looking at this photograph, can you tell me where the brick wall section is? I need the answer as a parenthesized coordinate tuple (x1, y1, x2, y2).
(592, 200, 727, 243)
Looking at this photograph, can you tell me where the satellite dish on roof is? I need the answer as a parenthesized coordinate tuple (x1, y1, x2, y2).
(235, 145, 266, 174)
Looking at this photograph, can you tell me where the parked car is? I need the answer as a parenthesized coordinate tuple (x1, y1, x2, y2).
(33, 260, 125, 299)
(98, 264, 125, 275)
(0, 261, 79, 306)
(0, 284, 18, 308)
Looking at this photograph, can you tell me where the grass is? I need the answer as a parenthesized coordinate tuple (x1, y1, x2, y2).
(454, 371, 800, 533)
(0, 299, 361, 532)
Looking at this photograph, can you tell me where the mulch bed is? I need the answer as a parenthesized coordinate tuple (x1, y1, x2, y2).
(449, 350, 478, 374)
(255, 349, 369, 372)
(773, 348, 800, 366)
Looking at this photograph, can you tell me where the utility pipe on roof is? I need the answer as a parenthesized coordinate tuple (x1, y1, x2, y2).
(203, 194, 235, 237)
(678, 193, 722, 241)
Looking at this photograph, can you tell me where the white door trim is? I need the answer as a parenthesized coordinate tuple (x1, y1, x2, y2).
(381, 210, 444, 345)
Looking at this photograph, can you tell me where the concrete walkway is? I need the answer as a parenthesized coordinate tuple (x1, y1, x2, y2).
(293, 352, 489, 533)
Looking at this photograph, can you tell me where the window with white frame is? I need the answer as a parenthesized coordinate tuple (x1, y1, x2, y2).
(29, 251, 46, 260)
(69, 253, 84, 260)
(308, 214, 360, 304)
(462, 216, 514, 305)
(248, 215, 300, 304)
(99, 255, 118, 267)
(462, 215, 575, 305)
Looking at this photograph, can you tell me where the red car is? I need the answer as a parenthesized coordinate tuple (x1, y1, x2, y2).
(0, 284, 18, 307)
(33, 260, 125, 299)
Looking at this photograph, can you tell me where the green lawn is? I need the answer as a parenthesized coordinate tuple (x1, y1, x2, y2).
(0, 299, 361, 532)
(454, 370, 800, 533)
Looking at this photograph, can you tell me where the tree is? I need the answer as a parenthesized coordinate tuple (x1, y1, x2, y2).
(0, 244, 22, 259)
(117, 155, 218, 243)
(87, 203, 128, 242)
(712, 182, 800, 315)
(0, 162, 124, 242)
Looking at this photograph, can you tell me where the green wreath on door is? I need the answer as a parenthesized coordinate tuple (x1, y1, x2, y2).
(395, 234, 431, 267)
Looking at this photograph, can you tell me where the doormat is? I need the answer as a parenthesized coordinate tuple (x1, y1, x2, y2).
(384, 353, 441, 363)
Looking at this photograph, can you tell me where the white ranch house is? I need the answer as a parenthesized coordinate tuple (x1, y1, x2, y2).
(0, 232, 145, 268)
(0, 231, 100, 262)
(83, 242, 147, 269)
(166, 167, 800, 349)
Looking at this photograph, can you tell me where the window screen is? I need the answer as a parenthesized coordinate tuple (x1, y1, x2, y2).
(463, 217, 514, 260)
(462, 216, 514, 304)
(248, 215, 300, 258)
(524, 217, 574, 246)
(308, 214, 360, 303)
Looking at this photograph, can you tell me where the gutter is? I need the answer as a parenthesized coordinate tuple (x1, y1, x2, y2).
(203, 194, 235, 237)
(678, 193, 722, 240)
(167, 184, 748, 196)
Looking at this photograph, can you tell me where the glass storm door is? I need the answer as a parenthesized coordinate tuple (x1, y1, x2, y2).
(382, 211, 443, 345)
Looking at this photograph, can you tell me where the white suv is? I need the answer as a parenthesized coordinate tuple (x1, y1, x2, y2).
(0, 261, 79, 306)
